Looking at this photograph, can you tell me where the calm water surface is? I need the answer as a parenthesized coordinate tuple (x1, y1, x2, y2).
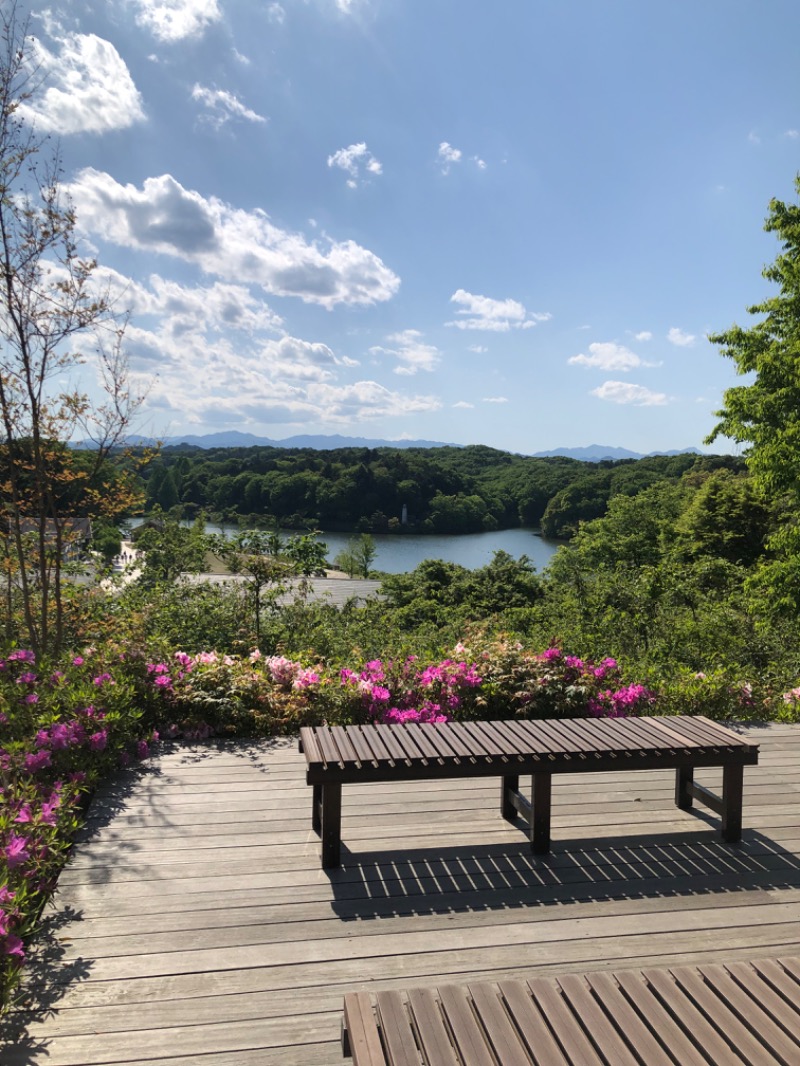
(128, 519, 561, 574)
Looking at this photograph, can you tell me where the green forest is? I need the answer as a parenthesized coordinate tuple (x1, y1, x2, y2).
(135, 440, 744, 539)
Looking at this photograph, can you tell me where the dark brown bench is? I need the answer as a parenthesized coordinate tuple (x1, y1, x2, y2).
(299, 716, 759, 869)
(341, 955, 800, 1065)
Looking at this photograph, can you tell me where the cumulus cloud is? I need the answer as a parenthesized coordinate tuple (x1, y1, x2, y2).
(483, 396, 509, 404)
(267, 3, 286, 22)
(667, 327, 695, 347)
(468, 345, 488, 353)
(19, 33, 144, 134)
(591, 381, 668, 406)
(93, 267, 435, 427)
(328, 142, 383, 187)
(67, 169, 400, 309)
(453, 401, 474, 409)
(786, 129, 800, 139)
(569, 342, 658, 372)
(447, 289, 551, 332)
(634, 330, 652, 341)
(192, 84, 267, 128)
(369, 329, 441, 375)
(130, 0, 222, 42)
(473, 156, 487, 170)
(438, 142, 462, 173)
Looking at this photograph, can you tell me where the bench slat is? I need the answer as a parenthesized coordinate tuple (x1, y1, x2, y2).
(643, 968, 746, 1066)
(398, 723, 446, 764)
(469, 982, 532, 1066)
(459, 720, 513, 760)
(330, 726, 363, 768)
(525, 977, 606, 1066)
(556, 973, 642, 1066)
(613, 970, 713, 1066)
(376, 990, 423, 1066)
(497, 980, 571, 1066)
(406, 988, 460, 1066)
(438, 984, 496, 1066)
(587, 971, 686, 1066)
(346, 726, 381, 768)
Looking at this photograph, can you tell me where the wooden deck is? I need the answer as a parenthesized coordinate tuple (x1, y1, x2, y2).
(4, 721, 800, 1065)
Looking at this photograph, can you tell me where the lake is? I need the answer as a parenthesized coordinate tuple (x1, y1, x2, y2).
(127, 519, 562, 574)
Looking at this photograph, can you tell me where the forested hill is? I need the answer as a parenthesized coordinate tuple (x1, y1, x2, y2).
(131, 444, 745, 538)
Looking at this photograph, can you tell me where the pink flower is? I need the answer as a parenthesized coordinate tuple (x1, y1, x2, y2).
(4, 834, 30, 869)
(24, 750, 51, 773)
(88, 730, 108, 752)
(24, 693, 39, 704)
(136, 740, 149, 760)
(72, 656, 84, 666)
(92, 673, 114, 686)
(3, 933, 25, 959)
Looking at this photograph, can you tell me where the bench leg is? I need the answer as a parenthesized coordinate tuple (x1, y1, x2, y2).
(675, 765, 694, 810)
(501, 774, 519, 821)
(721, 764, 744, 843)
(312, 782, 322, 834)
(321, 782, 342, 869)
(531, 773, 552, 854)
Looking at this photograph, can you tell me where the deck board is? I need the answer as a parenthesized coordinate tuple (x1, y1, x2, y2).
(4, 722, 800, 1064)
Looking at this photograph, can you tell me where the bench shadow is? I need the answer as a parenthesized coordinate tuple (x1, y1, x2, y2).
(327, 828, 800, 921)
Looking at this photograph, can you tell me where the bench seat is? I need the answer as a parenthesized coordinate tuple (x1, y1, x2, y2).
(341, 955, 800, 1065)
(299, 716, 759, 869)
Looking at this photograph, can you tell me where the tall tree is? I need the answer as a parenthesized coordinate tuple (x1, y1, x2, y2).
(707, 174, 800, 612)
(0, 3, 141, 652)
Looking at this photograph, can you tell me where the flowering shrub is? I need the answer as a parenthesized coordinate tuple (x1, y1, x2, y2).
(448, 635, 655, 720)
(0, 647, 160, 1008)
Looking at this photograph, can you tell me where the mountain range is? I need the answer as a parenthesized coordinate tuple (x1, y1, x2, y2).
(113, 431, 700, 461)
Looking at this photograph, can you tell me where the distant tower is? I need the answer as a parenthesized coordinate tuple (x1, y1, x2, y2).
(401, 504, 408, 525)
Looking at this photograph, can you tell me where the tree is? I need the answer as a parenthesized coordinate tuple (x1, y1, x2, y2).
(0, 4, 141, 653)
(707, 174, 800, 612)
(334, 533, 376, 578)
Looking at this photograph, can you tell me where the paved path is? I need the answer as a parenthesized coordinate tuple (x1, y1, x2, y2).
(191, 574, 383, 607)
(6, 722, 800, 1064)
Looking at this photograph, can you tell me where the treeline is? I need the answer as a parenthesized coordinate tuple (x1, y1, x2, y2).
(132, 443, 745, 538)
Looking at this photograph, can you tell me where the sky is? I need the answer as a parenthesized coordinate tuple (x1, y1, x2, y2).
(18, 0, 800, 455)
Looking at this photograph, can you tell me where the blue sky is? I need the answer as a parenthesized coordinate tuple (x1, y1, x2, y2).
(22, 0, 800, 454)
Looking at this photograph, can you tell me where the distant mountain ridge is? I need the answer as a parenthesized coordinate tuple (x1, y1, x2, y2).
(100, 431, 701, 460)
(125, 431, 453, 451)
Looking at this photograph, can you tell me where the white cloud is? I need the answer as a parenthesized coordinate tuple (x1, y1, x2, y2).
(267, 3, 286, 23)
(569, 341, 657, 372)
(192, 84, 267, 128)
(483, 396, 509, 404)
(447, 289, 551, 332)
(468, 345, 488, 353)
(786, 129, 800, 139)
(634, 330, 652, 342)
(473, 156, 487, 170)
(591, 381, 668, 406)
(67, 169, 400, 309)
(748, 130, 761, 145)
(328, 142, 383, 187)
(130, 0, 221, 42)
(453, 401, 474, 409)
(369, 329, 441, 375)
(667, 327, 695, 347)
(93, 267, 435, 427)
(438, 142, 462, 174)
(19, 33, 144, 134)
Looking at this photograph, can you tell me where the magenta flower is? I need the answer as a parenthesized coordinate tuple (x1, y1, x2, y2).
(88, 730, 108, 752)
(4, 834, 30, 869)
(136, 740, 149, 760)
(24, 693, 39, 704)
(72, 656, 84, 666)
(14, 804, 33, 823)
(3, 933, 25, 959)
(92, 673, 114, 686)
(24, 750, 51, 773)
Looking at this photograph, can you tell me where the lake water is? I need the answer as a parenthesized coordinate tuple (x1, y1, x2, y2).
(127, 519, 561, 574)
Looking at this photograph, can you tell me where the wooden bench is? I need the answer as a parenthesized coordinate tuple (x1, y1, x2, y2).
(299, 716, 759, 869)
(341, 955, 800, 1065)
